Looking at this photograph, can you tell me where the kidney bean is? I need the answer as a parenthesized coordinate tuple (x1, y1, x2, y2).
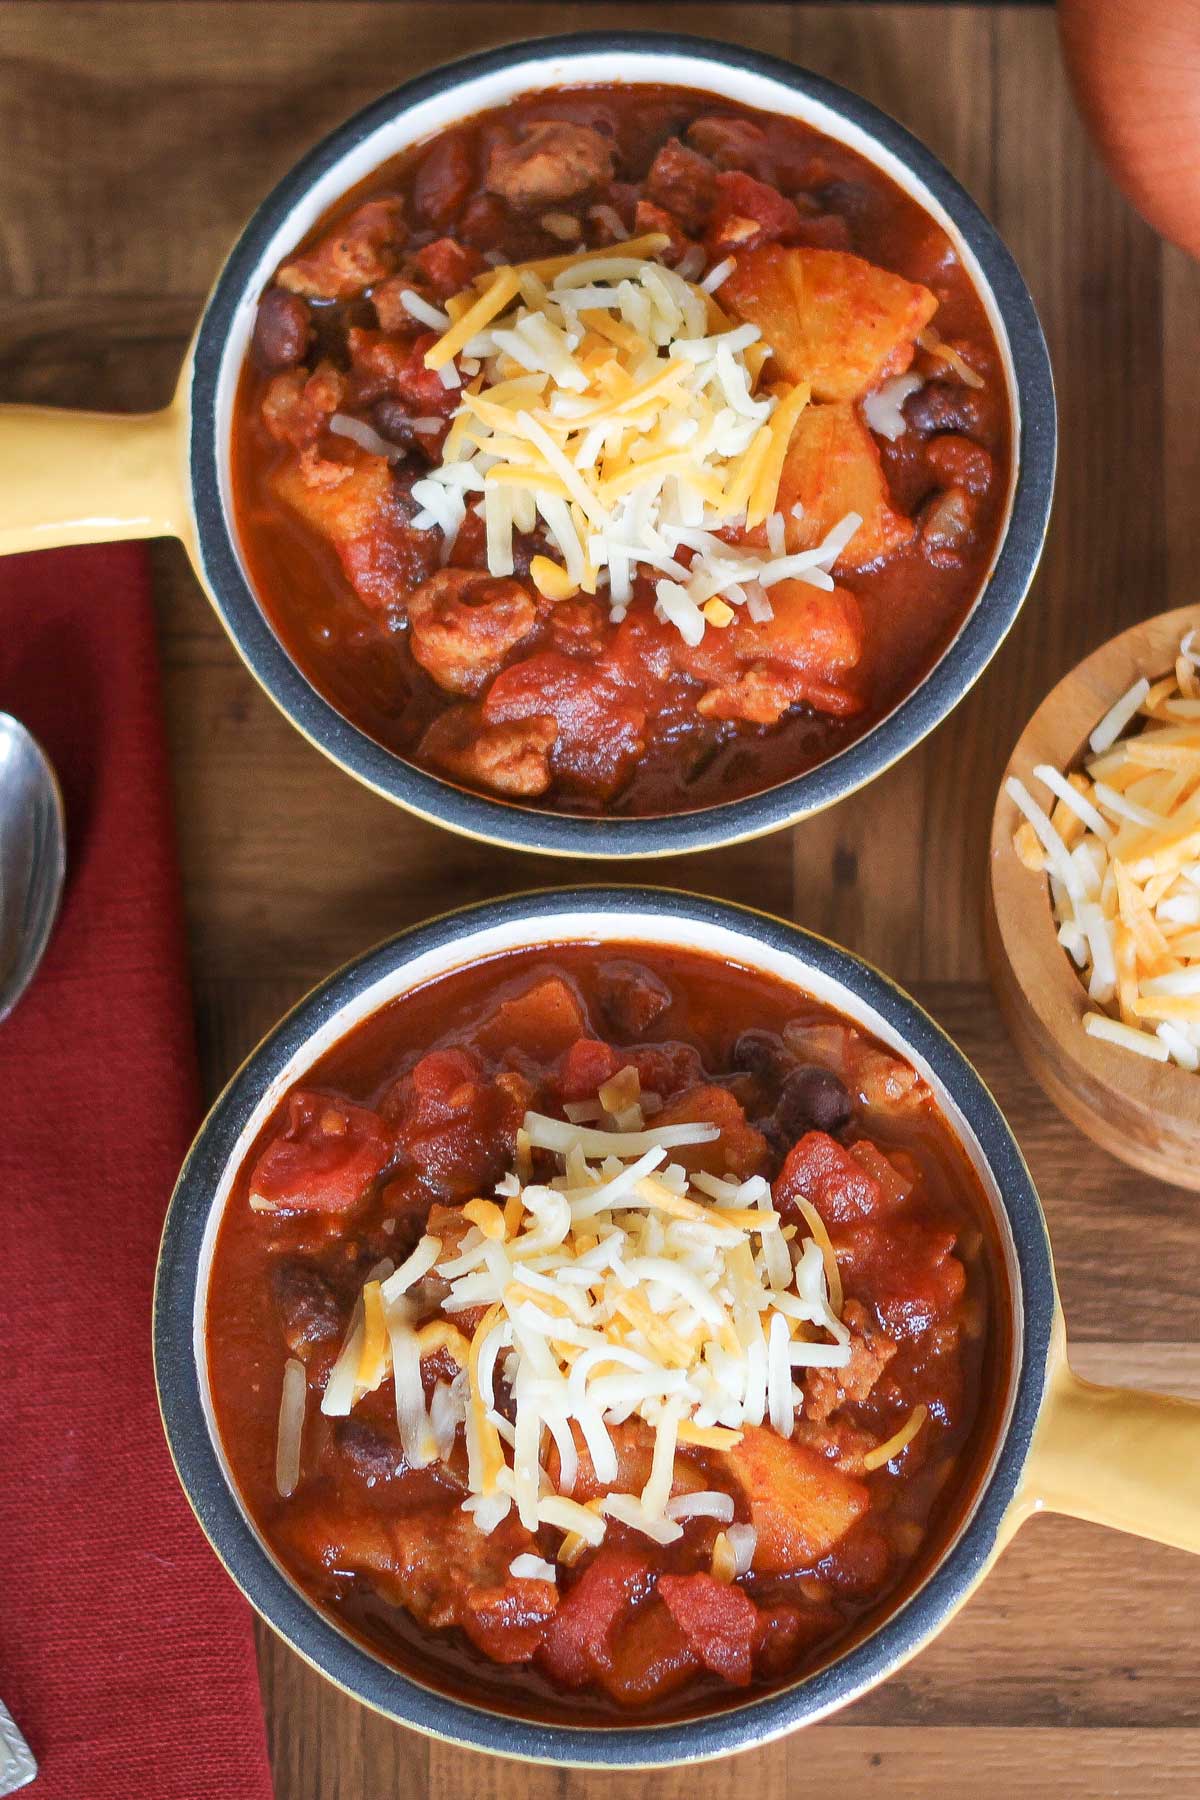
(251, 287, 313, 371)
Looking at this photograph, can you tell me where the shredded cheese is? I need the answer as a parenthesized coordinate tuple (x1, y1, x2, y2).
(862, 1403, 928, 1471)
(319, 1100, 848, 1557)
(410, 246, 860, 640)
(1012, 633, 1200, 1070)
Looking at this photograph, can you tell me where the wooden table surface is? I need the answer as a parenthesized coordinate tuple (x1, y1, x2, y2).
(5, 3, 1200, 1794)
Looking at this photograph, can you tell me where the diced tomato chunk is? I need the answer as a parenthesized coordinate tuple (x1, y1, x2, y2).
(774, 1130, 884, 1227)
(248, 1089, 392, 1214)
(599, 1596, 700, 1704)
(483, 654, 647, 800)
(348, 328, 460, 416)
(414, 237, 487, 299)
(537, 1550, 654, 1688)
(707, 169, 803, 253)
(657, 1573, 758, 1686)
(559, 1036, 623, 1102)
(651, 1083, 769, 1179)
(837, 1218, 965, 1337)
(382, 1049, 528, 1200)
(460, 1578, 559, 1664)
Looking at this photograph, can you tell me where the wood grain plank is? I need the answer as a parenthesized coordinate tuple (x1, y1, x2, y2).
(5, 4, 1197, 1796)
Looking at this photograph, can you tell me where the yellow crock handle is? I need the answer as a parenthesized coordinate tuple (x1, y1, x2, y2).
(1023, 1350, 1200, 1556)
(0, 401, 190, 556)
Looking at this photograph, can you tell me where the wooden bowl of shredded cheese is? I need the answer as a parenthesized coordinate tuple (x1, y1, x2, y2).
(988, 606, 1200, 1188)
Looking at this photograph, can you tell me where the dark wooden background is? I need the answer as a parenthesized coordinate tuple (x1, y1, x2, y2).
(3, 4, 1199, 1794)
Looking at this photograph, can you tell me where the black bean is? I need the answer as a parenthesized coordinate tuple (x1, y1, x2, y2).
(732, 1028, 793, 1082)
(272, 1260, 344, 1355)
(776, 1064, 854, 1138)
(251, 287, 313, 371)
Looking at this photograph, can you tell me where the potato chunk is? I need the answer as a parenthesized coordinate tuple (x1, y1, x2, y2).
(777, 402, 913, 570)
(725, 1425, 869, 1570)
(722, 246, 937, 402)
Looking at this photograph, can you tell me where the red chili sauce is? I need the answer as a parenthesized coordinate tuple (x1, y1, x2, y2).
(231, 84, 1012, 817)
(206, 945, 1009, 1723)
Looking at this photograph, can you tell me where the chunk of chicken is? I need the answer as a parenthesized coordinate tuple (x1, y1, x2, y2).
(419, 706, 558, 798)
(406, 569, 538, 696)
(722, 245, 938, 402)
(486, 120, 614, 209)
(276, 198, 408, 301)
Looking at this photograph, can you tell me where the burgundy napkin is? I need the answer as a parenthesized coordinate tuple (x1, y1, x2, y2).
(0, 546, 274, 1799)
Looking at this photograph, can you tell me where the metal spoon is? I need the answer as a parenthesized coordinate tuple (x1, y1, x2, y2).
(0, 713, 65, 1025)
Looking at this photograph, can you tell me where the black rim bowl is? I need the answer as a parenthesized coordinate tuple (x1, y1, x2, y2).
(188, 31, 1056, 859)
(154, 888, 1057, 1765)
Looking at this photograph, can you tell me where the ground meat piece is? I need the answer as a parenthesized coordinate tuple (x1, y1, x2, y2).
(548, 597, 606, 657)
(373, 241, 487, 327)
(251, 287, 313, 371)
(645, 136, 717, 234)
(277, 198, 407, 301)
(272, 1260, 344, 1355)
(924, 433, 994, 495)
(271, 453, 439, 615)
(595, 959, 673, 1037)
(406, 569, 538, 697)
(486, 120, 614, 210)
(261, 361, 346, 450)
(803, 1299, 898, 1422)
(420, 706, 557, 798)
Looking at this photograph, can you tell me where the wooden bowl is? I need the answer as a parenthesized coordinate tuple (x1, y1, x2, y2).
(987, 606, 1200, 1188)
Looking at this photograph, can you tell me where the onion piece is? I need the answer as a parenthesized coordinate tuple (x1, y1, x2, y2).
(275, 1357, 307, 1498)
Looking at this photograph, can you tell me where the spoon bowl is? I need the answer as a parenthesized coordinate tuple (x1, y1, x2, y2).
(0, 713, 66, 1023)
